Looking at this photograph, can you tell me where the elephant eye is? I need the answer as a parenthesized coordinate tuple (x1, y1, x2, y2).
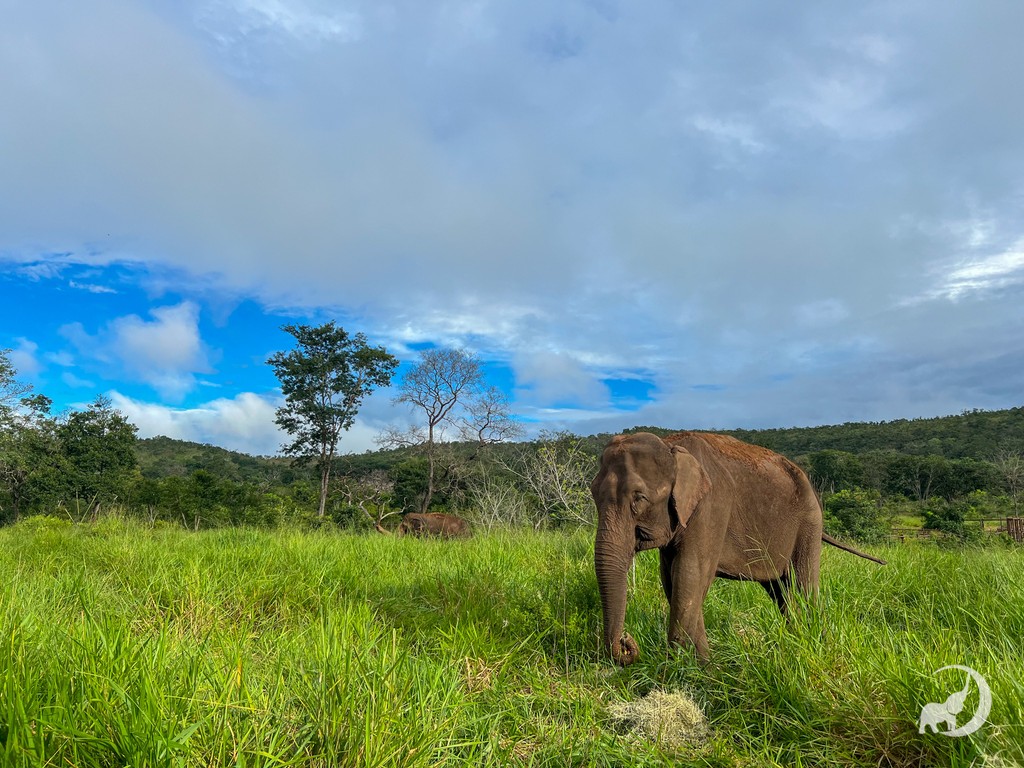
(630, 491, 649, 510)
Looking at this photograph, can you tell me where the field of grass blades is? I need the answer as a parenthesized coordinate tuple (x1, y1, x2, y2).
(1, 516, 1022, 767)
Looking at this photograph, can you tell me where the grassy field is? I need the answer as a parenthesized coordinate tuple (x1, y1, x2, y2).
(1, 517, 1022, 767)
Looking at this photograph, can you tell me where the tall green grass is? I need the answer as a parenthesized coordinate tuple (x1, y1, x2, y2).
(1, 516, 1021, 767)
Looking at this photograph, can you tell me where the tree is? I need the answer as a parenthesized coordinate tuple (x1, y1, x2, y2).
(459, 385, 522, 446)
(380, 348, 518, 513)
(0, 349, 33, 422)
(334, 469, 396, 529)
(57, 396, 139, 520)
(993, 448, 1024, 513)
(804, 450, 863, 495)
(501, 430, 599, 528)
(822, 488, 889, 544)
(0, 393, 59, 524)
(267, 323, 397, 519)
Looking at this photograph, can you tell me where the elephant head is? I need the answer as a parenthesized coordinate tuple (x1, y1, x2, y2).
(591, 432, 710, 666)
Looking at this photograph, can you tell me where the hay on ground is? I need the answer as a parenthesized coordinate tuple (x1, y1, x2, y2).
(607, 689, 709, 750)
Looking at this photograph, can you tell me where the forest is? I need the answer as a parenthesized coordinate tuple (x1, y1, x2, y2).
(2, 346, 1022, 545)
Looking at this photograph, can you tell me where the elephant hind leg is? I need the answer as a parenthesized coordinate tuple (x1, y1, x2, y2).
(761, 577, 789, 616)
(790, 528, 823, 605)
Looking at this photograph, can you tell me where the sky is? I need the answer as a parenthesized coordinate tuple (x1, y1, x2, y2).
(2, 1, 1024, 456)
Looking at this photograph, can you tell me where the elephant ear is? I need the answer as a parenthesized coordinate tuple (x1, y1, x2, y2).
(669, 447, 711, 530)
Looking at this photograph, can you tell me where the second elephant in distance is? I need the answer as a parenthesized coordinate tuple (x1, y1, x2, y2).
(396, 512, 472, 539)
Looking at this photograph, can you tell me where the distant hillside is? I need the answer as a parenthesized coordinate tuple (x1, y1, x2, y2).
(631, 406, 1024, 460)
(136, 406, 1024, 481)
(135, 436, 291, 483)
(622, 405, 1024, 460)
(726, 407, 1024, 459)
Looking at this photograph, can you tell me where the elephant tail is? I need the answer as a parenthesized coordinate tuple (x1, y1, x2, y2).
(821, 533, 887, 565)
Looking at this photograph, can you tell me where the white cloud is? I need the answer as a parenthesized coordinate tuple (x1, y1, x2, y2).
(938, 246, 1024, 300)
(201, 0, 363, 45)
(45, 351, 75, 367)
(62, 371, 95, 389)
(8, 338, 42, 378)
(514, 351, 609, 410)
(110, 389, 390, 455)
(110, 390, 284, 455)
(61, 302, 214, 399)
(69, 280, 117, 294)
(690, 115, 767, 154)
(4, 1, 1024, 446)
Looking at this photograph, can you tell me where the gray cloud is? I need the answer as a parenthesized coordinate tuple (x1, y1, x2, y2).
(3, 0, 1024, 439)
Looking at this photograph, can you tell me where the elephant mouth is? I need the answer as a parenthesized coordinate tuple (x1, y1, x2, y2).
(634, 527, 658, 552)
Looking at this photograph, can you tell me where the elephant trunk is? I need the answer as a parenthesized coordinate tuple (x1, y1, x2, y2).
(595, 526, 639, 666)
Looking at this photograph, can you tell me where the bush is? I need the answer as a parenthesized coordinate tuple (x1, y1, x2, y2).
(823, 488, 890, 544)
(922, 497, 984, 545)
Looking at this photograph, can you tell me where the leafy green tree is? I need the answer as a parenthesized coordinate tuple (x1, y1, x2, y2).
(0, 394, 61, 523)
(822, 488, 890, 544)
(57, 396, 138, 519)
(993, 448, 1024, 513)
(804, 450, 863, 495)
(267, 323, 397, 519)
(388, 457, 430, 513)
(922, 497, 982, 544)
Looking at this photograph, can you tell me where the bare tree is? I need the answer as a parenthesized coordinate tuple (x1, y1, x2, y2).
(501, 430, 599, 528)
(459, 385, 523, 446)
(380, 348, 517, 513)
(994, 447, 1024, 513)
(335, 469, 399, 529)
(469, 464, 533, 531)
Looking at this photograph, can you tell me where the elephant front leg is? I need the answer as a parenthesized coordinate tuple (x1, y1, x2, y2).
(667, 556, 716, 662)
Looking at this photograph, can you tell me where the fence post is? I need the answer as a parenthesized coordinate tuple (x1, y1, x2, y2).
(1007, 517, 1024, 543)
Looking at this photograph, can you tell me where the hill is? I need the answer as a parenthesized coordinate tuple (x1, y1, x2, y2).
(631, 405, 1024, 460)
(134, 436, 290, 483)
(136, 406, 1024, 480)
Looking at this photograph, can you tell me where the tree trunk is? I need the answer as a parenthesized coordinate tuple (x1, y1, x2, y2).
(318, 462, 331, 519)
(594, 528, 639, 666)
(421, 424, 436, 514)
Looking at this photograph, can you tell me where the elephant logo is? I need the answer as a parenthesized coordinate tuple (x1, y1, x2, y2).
(918, 665, 992, 737)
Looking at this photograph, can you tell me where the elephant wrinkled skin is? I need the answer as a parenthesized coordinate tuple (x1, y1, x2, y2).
(592, 431, 886, 665)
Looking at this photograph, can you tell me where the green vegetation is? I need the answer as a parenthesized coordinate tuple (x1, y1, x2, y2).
(1, 519, 1021, 767)
(267, 322, 398, 519)
(719, 406, 1024, 458)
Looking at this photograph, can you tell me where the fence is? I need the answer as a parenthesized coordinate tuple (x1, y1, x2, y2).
(890, 517, 1024, 543)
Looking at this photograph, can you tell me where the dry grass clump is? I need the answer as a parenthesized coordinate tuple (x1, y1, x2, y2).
(607, 689, 709, 750)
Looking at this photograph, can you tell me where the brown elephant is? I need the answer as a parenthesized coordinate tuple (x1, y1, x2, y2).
(592, 431, 886, 665)
(378, 512, 471, 539)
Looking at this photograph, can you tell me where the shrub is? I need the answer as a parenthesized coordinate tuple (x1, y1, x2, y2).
(823, 487, 890, 543)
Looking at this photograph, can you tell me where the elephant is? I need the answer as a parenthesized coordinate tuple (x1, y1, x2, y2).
(592, 431, 886, 665)
(378, 512, 472, 539)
